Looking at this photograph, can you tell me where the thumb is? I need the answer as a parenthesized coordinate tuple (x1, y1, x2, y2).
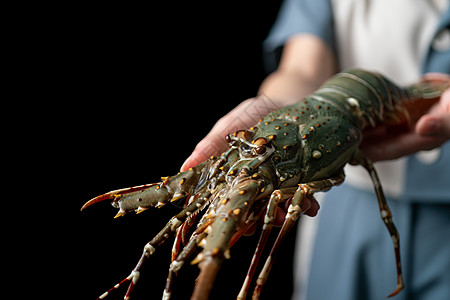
(416, 88, 450, 139)
(416, 114, 450, 139)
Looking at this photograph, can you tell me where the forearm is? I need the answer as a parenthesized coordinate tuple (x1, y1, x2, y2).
(258, 69, 330, 106)
(258, 34, 337, 106)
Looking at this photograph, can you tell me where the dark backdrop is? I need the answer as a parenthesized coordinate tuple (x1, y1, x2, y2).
(62, 2, 302, 299)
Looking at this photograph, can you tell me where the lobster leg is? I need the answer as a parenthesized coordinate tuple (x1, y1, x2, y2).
(94, 189, 213, 300)
(164, 233, 208, 300)
(357, 153, 404, 297)
(124, 190, 214, 300)
(171, 195, 200, 261)
(238, 187, 298, 300)
(252, 173, 345, 300)
(163, 220, 214, 300)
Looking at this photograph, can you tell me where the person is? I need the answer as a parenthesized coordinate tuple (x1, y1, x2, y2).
(182, 0, 450, 299)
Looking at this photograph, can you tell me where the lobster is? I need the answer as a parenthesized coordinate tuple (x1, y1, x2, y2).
(81, 69, 449, 300)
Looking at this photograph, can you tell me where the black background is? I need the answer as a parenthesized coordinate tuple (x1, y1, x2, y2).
(46, 1, 303, 299)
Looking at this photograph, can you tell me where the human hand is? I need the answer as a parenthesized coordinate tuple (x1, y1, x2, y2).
(243, 195, 320, 235)
(181, 96, 281, 171)
(273, 195, 320, 225)
(360, 74, 450, 162)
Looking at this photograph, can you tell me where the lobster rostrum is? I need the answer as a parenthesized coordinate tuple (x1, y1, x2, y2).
(82, 69, 449, 300)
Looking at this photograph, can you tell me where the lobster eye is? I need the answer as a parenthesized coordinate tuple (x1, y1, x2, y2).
(233, 130, 252, 141)
(254, 145, 266, 155)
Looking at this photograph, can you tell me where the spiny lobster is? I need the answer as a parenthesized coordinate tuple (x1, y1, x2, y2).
(82, 69, 449, 300)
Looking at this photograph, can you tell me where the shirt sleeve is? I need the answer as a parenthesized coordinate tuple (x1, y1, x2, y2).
(422, 8, 450, 74)
(263, 0, 335, 72)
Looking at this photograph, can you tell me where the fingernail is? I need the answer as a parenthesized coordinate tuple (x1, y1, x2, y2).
(180, 156, 193, 172)
(418, 118, 438, 136)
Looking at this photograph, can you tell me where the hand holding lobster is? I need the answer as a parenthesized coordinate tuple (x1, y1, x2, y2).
(361, 74, 450, 161)
(181, 97, 321, 220)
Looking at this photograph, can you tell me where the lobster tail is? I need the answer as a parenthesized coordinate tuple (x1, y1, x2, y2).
(402, 74, 450, 123)
(313, 69, 449, 130)
(413, 73, 450, 99)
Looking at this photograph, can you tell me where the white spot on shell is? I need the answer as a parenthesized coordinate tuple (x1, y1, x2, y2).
(346, 97, 360, 107)
(312, 150, 322, 158)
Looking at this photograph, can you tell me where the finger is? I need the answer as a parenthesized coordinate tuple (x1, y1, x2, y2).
(181, 135, 228, 171)
(181, 115, 238, 171)
(304, 197, 320, 217)
(416, 88, 450, 139)
(362, 130, 445, 162)
(300, 196, 312, 214)
(274, 207, 287, 226)
(181, 97, 280, 171)
(441, 89, 450, 112)
(180, 151, 205, 172)
(273, 196, 319, 225)
(421, 73, 450, 81)
(416, 114, 450, 139)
